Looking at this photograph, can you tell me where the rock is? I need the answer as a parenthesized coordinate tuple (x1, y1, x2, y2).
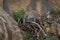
(0, 7, 23, 40)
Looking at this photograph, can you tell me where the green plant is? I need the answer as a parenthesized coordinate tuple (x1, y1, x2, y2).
(13, 8, 25, 22)
(25, 33, 31, 40)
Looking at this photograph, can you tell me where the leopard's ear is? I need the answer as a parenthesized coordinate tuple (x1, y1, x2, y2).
(3, 0, 10, 15)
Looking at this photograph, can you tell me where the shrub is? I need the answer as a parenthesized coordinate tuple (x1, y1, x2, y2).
(13, 8, 25, 22)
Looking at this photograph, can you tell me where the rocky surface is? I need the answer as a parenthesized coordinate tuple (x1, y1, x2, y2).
(0, 7, 23, 40)
(0, 0, 60, 12)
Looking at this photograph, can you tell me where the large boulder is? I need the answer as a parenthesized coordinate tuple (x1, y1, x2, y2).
(0, 7, 23, 40)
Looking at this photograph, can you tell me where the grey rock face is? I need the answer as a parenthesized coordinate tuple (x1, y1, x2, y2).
(0, 7, 23, 40)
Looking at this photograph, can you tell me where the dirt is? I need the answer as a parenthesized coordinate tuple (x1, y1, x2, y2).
(0, 0, 60, 12)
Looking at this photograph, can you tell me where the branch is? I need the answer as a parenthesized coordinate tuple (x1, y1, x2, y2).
(29, 22, 47, 36)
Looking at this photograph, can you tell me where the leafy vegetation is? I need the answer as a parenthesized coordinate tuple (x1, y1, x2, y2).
(25, 33, 31, 40)
(13, 8, 25, 22)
